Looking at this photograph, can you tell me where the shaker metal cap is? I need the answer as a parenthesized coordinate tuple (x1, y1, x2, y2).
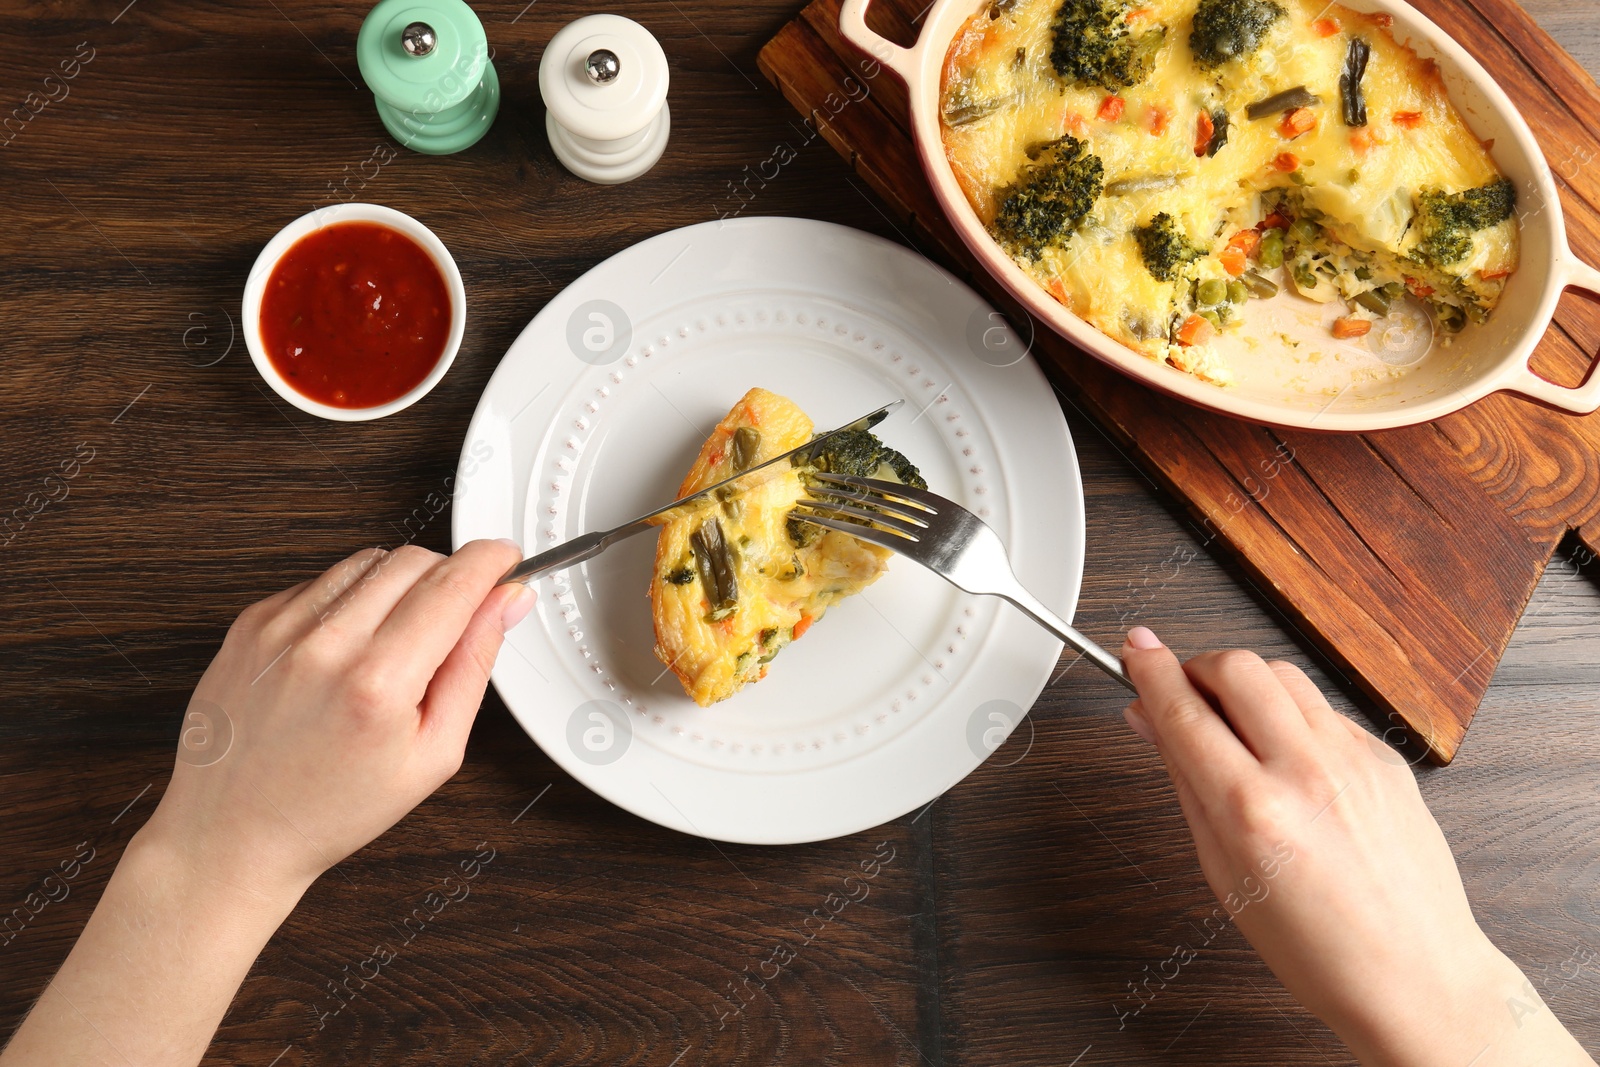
(585, 48, 620, 84)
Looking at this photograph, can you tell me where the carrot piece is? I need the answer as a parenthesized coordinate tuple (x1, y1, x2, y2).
(1258, 211, 1291, 231)
(1227, 229, 1261, 256)
(1176, 314, 1217, 346)
(1332, 317, 1372, 339)
(1365, 11, 1394, 26)
(792, 614, 815, 640)
(1278, 107, 1317, 139)
(1098, 94, 1125, 121)
(1147, 105, 1170, 136)
(1218, 246, 1248, 276)
(1272, 152, 1300, 172)
(1047, 278, 1071, 307)
(1404, 276, 1435, 297)
(1194, 109, 1214, 156)
(1311, 16, 1340, 35)
(1064, 111, 1089, 136)
(1480, 267, 1512, 280)
(1125, 6, 1153, 19)
(1349, 127, 1373, 154)
(1393, 110, 1424, 128)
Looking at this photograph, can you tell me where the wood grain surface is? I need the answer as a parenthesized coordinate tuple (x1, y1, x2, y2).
(0, 0, 1597, 1064)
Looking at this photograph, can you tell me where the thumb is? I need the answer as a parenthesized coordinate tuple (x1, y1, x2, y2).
(420, 581, 536, 757)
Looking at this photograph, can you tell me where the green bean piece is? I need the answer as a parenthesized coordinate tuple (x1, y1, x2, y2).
(1245, 85, 1321, 120)
(731, 426, 761, 471)
(1340, 38, 1371, 127)
(1241, 270, 1279, 298)
(943, 95, 1006, 127)
(1105, 173, 1185, 196)
(690, 518, 738, 620)
(1353, 289, 1391, 315)
(1205, 108, 1230, 156)
(1258, 229, 1285, 268)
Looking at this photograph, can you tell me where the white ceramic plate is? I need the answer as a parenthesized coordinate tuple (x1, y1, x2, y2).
(452, 217, 1083, 844)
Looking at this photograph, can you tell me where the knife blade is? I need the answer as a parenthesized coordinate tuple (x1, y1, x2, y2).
(496, 399, 904, 586)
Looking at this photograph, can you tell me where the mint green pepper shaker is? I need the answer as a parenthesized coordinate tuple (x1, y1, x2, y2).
(357, 0, 499, 155)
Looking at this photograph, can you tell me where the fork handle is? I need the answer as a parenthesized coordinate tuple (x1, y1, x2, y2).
(1002, 587, 1137, 693)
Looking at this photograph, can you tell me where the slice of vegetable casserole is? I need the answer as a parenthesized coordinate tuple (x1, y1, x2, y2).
(651, 387, 926, 706)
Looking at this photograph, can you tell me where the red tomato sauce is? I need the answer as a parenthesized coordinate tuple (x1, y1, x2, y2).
(260, 222, 451, 409)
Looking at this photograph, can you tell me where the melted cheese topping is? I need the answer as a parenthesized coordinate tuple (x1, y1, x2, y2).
(941, 0, 1518, 382)
(650, 388, 892, 707)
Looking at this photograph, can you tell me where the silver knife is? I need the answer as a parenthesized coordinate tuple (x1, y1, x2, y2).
(497, 399, 905, 586)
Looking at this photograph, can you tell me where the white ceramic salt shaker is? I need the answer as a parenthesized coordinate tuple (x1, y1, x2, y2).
(539, 14, 670, 185)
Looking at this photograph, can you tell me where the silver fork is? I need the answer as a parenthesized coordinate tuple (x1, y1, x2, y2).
(793, 473, 1135, 692)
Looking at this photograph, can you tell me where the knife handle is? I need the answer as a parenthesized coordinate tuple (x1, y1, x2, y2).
(497, 530, 612, 586)
(495, 520, 652, 586)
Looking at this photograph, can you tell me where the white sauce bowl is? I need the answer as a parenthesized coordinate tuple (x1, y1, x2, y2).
(242, 203, 467, 422)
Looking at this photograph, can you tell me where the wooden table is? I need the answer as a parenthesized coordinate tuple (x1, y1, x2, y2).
(1, 1, 1596, 1063)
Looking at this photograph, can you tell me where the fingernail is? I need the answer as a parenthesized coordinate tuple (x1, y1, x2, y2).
(1123, 704, 1155, 744)
(495, 537, 522, 553)
(500, 583, 536, 630)
(1126, 625, 1162, 650)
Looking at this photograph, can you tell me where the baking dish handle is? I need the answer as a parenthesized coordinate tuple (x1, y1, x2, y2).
(1502, 255, 1600, 415)
(838, 0, 916, 81)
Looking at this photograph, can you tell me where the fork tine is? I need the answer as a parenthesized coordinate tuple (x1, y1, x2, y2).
(790, 510, 917, 548)
(809, 472, 942, 513)
(794, 498, 926, 539)
(804, 489, 932, 527)
(805, 477, 936, 524)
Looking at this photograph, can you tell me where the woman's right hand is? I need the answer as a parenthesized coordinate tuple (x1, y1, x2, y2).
(1120, 626, 1595, 1067)
(140, 540, 535, 904)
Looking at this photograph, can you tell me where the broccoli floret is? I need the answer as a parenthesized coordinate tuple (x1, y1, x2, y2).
(1050, 0, 1166, 90)
(787, 429, 927, 548)
(807, 429, 928, 489)
(1412, 178, 1517, 267)
(991, 135, 1106, 259)
(1188, 0, 1285, 69)
(1132, 212, 1203, 281)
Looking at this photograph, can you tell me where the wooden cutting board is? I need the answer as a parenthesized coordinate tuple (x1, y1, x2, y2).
(757, 0, 1600, 763)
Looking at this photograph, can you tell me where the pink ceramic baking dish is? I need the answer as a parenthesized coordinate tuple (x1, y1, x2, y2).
(839, 0, 1600, 430)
